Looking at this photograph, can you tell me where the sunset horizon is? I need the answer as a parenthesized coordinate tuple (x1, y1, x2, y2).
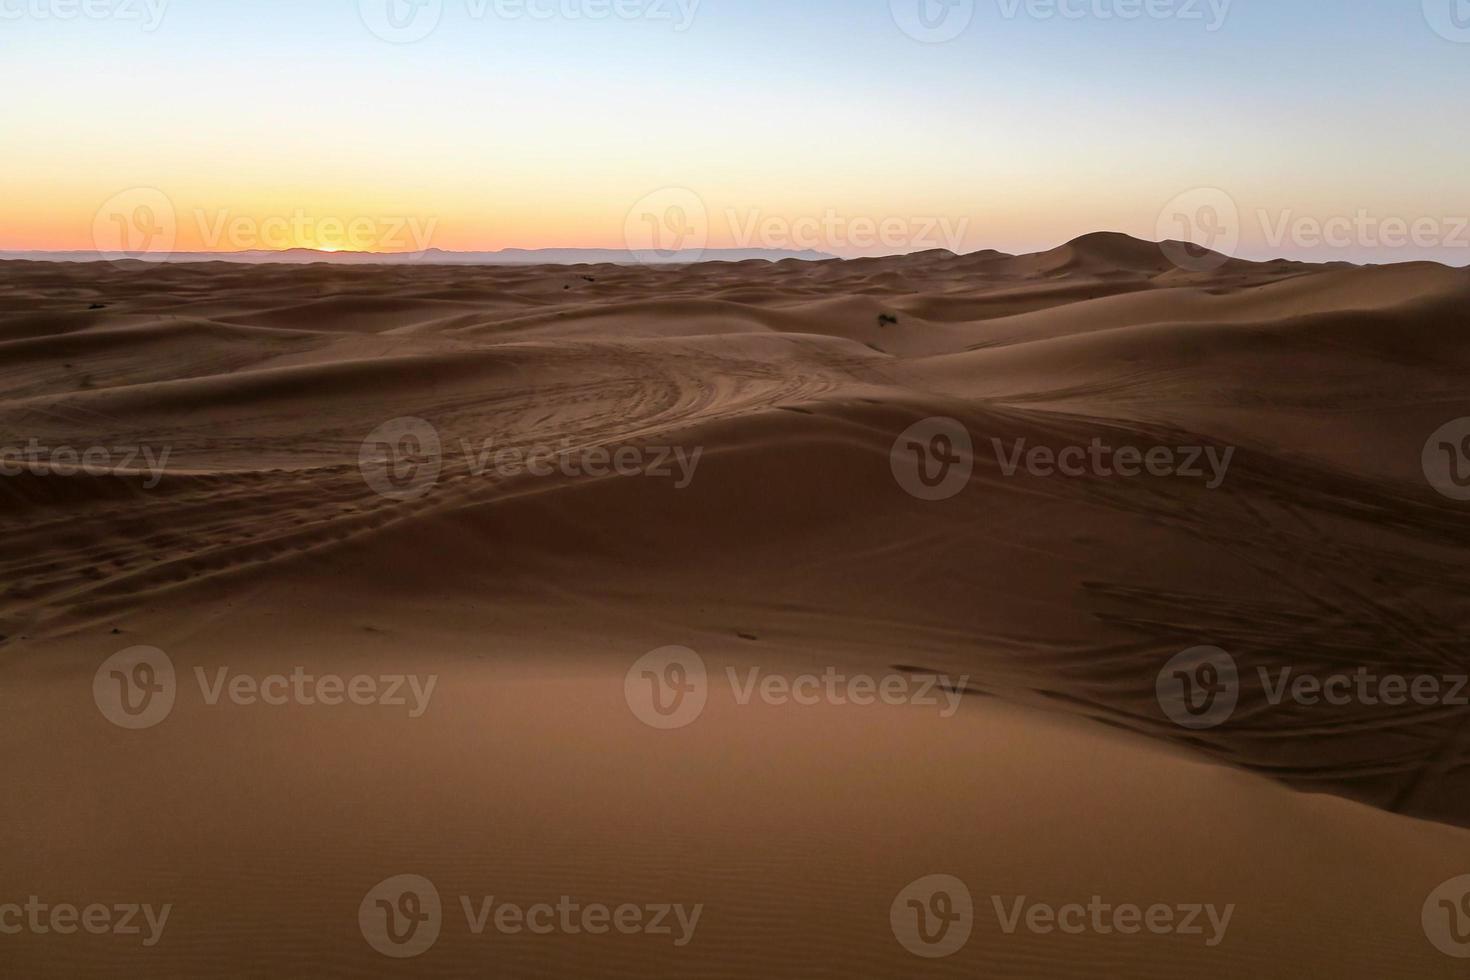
(6, 2, 1470, 265)
(7, 2, 1470, 978)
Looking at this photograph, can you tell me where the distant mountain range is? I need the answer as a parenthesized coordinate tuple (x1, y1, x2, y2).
(0, 247, 835, 266)
(8, 233, 1451, 269)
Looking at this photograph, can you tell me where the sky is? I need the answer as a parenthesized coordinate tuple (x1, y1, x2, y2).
(3, 0, 1469, 263)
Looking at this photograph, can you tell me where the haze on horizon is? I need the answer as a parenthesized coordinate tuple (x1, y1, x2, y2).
(4, 0, 1469, 265)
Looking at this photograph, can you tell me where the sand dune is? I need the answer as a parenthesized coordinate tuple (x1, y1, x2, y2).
(3, 236, 1470, 977)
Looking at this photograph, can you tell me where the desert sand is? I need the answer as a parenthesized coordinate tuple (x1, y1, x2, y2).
(3, 235, 1470, 977)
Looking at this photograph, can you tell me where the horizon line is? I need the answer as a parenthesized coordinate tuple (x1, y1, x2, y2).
(2, 232, 1467, 270)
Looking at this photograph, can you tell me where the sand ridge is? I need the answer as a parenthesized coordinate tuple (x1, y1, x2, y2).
(3, 236, 1470, 976)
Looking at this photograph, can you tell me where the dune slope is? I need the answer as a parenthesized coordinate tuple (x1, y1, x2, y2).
(3, 239, 1469, 977)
